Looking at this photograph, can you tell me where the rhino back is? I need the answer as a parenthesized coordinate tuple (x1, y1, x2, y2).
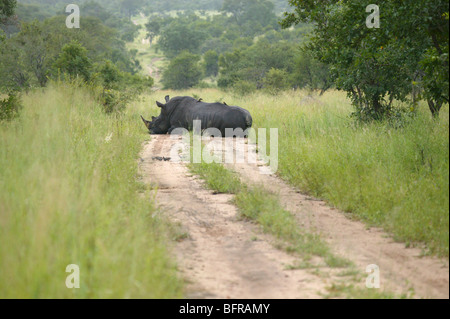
(171, 101, 251, 134)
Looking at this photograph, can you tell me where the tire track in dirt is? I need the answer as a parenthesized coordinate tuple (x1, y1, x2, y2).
(139, 135, 449, 299)
(139, 135, 338, 298)
(221, 138, 449, 299)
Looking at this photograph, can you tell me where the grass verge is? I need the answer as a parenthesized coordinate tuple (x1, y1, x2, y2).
(0, 82, 182, 298)
(247, 92, 449, 256)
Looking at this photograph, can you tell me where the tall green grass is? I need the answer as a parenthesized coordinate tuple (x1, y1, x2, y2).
(246, 91, 449, 256)
(0, 83, 182, 298)
(143, 88, 449, 256)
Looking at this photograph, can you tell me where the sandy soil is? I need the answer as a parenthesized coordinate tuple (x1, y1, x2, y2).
(139, 135, 449, 299)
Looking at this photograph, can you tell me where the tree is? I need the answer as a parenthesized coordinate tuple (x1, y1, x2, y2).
(162, 51, 202, 90)
(15, 21, 51, 87)
(221, 0, 245, 24)
(292, 50, 331, 95)
(0, 39, 29, 90)
(54, 41, 92, 82)
(203, 50, 219, 77)
(81, 1, 110, 21)
(0, 0, 16, 19)
(0, 20, 53, 88)
(221, 0, 277, 32)
(158, 19, 206, 58)
(120, 0, 143, 21)
(0, 0, 18, 38)
(263, 68, 290, 95)
(145, 17, 161, 45)
(98, 60, 121, 89)
(218, 40, 298, 90)
(1, 15, 143, 91)
(281, 0, 449, 119)
(410, 2, 449, 117)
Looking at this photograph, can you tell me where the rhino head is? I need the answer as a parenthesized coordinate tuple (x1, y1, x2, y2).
(141, 99, 171, 134)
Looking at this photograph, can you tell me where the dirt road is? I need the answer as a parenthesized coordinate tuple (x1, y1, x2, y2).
(146, 57, 163, 82)
(139, 135, 449, 299)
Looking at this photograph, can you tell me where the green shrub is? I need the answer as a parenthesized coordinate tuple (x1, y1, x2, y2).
(53, 41, 92, 82)
(0, 93, 21, 121)
(99, 89, 131, 114)
(263, 68, 290, 95)
(232, 80, 256, 96)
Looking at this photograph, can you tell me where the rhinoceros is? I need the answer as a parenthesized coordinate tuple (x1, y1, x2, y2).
(141, 95, 252, 137)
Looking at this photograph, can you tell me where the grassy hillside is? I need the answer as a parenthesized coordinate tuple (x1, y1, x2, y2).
(141, 88, 449, 256)
(0, 82, 182, 298)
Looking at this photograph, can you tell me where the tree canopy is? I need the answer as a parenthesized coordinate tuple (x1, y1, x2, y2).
(0, 0, 16, 18)
(162, 51, 203, 89)
(281, 0, 449, 119)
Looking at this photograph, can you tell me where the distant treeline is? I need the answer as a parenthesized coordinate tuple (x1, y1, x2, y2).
(7, 0, 448, 121)
(1, 1, 154, 117)
(140, 3, 329, 95)
(15, 0, 289, 19)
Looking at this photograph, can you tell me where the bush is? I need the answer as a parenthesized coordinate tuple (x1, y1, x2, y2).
(98, 89, 132, 114)
(232, 80, 256, 96)
(0, 93, 21, 121)
(97, 60, 121, 90)
(263, 68, 290, 95)
(203, 50, 219, 77)
(53, 41, 92, 82)
(350, 102, 416, 127)
(93, 61, 153, 114)
(162, 51, 203, 90)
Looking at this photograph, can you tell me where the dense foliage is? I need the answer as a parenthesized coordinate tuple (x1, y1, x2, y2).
(152, 7, 322, 93)
(1, 1, 154, 116)
(281, 0, 449, 119)
(4, 0, 449, 119)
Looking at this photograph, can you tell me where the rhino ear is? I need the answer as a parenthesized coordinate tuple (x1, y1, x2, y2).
(165, 95, 170, 103)
(156, 101, 165, 108)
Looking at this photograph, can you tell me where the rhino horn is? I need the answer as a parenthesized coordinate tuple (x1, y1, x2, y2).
(165, 95, 170, 103)
(141, 115, 151, 130)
